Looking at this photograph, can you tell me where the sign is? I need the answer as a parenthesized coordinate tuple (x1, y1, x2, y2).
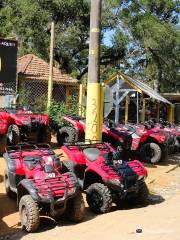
(0, 38, 18, 95)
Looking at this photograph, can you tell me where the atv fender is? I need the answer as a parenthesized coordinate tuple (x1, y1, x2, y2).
(17, 179, 40, 204)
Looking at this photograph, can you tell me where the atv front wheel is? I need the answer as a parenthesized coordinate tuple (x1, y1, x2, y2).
(127, 182, 149, 205)
(65, 192, 85, 222)
(7, 124, 20, 145)
(57, 126, 78, 146)
(137, 182, 149, 203)
(19, 195, 40, 232)
(0, 136, 7, 155)
(86, 183, 112, 214)
(140, 142, 162, 163)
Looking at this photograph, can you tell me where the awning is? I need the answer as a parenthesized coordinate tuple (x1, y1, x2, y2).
(105, 71, 172, 105)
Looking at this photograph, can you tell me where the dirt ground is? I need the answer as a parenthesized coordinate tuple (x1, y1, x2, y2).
(0, 137, 180, 240)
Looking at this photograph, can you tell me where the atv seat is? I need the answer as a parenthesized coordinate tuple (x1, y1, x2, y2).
(83, 148, 101, 161)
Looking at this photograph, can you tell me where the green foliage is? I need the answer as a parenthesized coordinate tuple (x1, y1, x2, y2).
(0, 0, 179, 92)
(47, 96, 79, 129)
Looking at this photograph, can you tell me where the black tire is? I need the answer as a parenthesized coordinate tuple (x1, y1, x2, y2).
(65, 192, 85, 222)
(137, 183, 149, 203)
(38, 126, 51, 143)
(7, 124, 20, 145)
(86, 183, 112, 214)
(140, 142, 162, 163)
(19, 195, 40, 233)
(57, 126, 78, 146)
(128, 182, 149, 205)
(0, 136, 7, 155)
(4, 171, 16, 199)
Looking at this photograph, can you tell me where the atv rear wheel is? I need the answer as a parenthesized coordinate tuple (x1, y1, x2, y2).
(7, 124, 20, 145)
(57, 126, 78, 146)
(65, 192, 85, 222)
(0, 136, 7, 155)
(4, 171, 16, 199)
(140, 142, 162, 163)
(86, 183, 112, 214)
(19, 195, 40, 232)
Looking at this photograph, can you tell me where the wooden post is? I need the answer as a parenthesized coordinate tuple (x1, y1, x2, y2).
(125, 95, 129, 124)
(47, 21, 55, 110)
(141, 97, 146, 123)
(157, 102, 160, 122)
(168, 104, 174, 123)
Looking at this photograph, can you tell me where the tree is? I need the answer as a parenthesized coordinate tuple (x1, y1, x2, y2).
(107, 0, 180, 92)
(0, 0, 128, 82)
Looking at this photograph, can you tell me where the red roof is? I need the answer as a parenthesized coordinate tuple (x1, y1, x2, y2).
(18, 54, 78, 85)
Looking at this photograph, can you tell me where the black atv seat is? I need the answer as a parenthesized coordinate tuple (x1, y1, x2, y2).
(83, 148, 101, 161)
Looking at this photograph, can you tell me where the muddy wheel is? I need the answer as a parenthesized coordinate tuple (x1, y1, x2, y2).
(7, 124, 20, 145)
(4, 171, 16, 199)
(65, 192, 85, 222)
(86, 183, 112, 214)
(19, 195, 40, 232)
(140, 142, 162, 163)
(57, 127, 78, 146)
(0, 136, 7, 155)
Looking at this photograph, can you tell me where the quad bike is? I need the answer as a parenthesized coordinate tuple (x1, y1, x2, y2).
(0, 106, 51, 146)
(3, 143, 85, 232)
(117, 123, 170, 164)
(153, 120, 180, 153)
(61, 142, 148, 214)
(57, 116, 132, 158)
(57, 116, 167, 164)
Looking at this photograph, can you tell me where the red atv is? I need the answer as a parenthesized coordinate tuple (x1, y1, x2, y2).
(3, 144, 85, 232)
(61, 142, 148, 214)
(57, 116, 167, 163)
(0, 106, 51, 148)
(116, 123, 170, 164)
(57, 116, 132, 154)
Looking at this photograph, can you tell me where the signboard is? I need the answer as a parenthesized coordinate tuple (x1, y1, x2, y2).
(0, 38, 18, 95)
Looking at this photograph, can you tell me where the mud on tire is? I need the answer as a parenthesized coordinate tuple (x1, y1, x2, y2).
(57, 126, 78, 146)
(140, 142, 162, 163)
(19, 195, 40, 232)
(86, 183, 112, 214)
(65, 192, 85, 222)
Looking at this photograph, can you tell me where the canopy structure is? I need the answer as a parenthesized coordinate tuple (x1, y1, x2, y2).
(105, 71, 173, 124)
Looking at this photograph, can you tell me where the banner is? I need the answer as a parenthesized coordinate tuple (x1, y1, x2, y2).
(0, 38, 18, 95)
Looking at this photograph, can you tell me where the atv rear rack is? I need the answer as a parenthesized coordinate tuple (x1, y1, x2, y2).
(6, 143, 54, 157)
(64, 141, 111, 151)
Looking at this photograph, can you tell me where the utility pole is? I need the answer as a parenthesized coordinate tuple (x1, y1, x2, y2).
(85, 0, 103, 142)
(47, 21, 55, 110)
